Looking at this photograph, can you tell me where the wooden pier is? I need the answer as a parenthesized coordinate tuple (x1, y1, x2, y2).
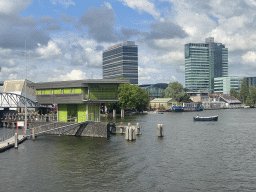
(0, 135, 27, 153)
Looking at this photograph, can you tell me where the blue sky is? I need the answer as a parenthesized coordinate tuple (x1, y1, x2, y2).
(1, 0, 256, 85)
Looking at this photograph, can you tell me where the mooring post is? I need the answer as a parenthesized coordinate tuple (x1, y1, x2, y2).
(121, 109, 124, 119)
(125, 124, 129, 140)
(113, 110, 116, 119)
(158, 124, 164, 137)
(136, 123, 140, 135)
(14, 133, 18, 149)
(32, 128, 35, 141)
(120, 122, 124, 133)
(132, 126, 136, 140)
(129, 126, 133, 141)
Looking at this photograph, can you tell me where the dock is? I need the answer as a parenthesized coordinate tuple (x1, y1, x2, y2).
(0, 135, 27, 153)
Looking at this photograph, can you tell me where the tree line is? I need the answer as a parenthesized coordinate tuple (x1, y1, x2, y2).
(230, 77, 256, 106)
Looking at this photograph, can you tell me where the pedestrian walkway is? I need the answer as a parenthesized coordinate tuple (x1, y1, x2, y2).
(0, 135, 27, 153)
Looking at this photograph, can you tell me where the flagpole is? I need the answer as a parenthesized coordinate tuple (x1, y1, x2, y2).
(25, 41, 27, 135)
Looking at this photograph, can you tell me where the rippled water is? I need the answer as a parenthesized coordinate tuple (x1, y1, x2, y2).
(1, 109, 256, 191)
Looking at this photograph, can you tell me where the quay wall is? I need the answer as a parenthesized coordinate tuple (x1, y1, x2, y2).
(30, 121, 110, 138)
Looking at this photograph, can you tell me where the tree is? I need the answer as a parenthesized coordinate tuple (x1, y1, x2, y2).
(108, 83, 149, 113)
(164, 81, 185, 102)
(180, 93, 192, 102)
(240, 77, 249, 103)
(230, 88, 241, 101)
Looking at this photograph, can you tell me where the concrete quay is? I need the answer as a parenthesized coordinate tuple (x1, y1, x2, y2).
(0, 135, 27, 153)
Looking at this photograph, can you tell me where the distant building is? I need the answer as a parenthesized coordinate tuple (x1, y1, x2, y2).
(214, 76, 239, 94)
(185, 37, 228, 92)
(246, 77, 256, 87)
(149, 98, 172, 110)
(103, 41, 138, 84)
(186, 90, 209, 102)
(139, 83, 168, 99)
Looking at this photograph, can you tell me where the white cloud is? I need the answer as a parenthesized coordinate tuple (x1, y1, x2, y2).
(51, 0, 75, 8)
(37, 41, 62, 59)
(242, 51, 256, 65)
(48, 69, 87, 81)
(119, 0, 160, 19)
(0, 0, 33, 14)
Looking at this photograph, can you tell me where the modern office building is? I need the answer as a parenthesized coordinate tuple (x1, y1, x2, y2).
(246, 77, 256, 87)
(139, 83, 168, 100)
(185, 37, 228, 92)
(214, 76, 239, 94)
(103, 41, 138, 84)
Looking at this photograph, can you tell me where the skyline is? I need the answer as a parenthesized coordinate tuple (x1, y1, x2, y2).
(0, 0, 256, 85)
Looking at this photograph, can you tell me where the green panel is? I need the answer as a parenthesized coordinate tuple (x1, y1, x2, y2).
(44, 89, 50, 94)
(74, 88, 82, 93)
(37, 90, 41, 95)
(64, 88, 70, 94)
(89, 84, 117, 99)
(67, 104, 78, 122)
(58, 104, 67, 122)
(78, 104, 87, 122)
(88, 104, 99, 121)
(54, 89, 60, 94)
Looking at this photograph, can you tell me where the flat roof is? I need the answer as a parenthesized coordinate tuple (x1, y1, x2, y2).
(28, 79, 130, 89)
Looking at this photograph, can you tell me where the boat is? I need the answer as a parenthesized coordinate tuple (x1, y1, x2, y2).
(172, 106, 184, 112)
(193, 115, 218, 121)
(172, 105, 204, 112)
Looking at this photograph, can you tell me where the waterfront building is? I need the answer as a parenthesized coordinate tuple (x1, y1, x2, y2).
(214, 76, 239, 94)
(185, 37, 228, 92)
(103, 41, 138, 84)
(149, 98, 173, 110)
(29, 79, 129, 122)
(139, 83, 168, 100)
(186, 90, 209, 102)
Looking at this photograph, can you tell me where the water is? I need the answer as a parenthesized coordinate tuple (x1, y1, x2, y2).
(1, 109, 256, 191)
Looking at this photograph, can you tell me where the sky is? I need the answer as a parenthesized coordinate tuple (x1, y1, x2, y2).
(1, 0, 256, 86)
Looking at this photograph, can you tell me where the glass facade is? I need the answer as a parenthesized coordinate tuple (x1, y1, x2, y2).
(247, 77, 256, 87)
(103, 41, 138, 84)
(139, 83, 168, 99)
(214, 76, 239, 94)
(185, 37, 228, 92)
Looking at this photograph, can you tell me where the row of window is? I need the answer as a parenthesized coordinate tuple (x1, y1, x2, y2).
(37, 88, 83, 95)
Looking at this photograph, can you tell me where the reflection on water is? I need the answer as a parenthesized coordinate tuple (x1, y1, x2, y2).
(1, 109, 256, 191)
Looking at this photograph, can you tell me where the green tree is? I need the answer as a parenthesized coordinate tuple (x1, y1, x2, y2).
(245, 97, 254, 106)
(180, 93, 192, 102)
(109, 83, 149, 112)
(230, 88, 241, 101)
(164, 81, 185, 102)
(240, 77, 249, 103)
(247, 86, 256, 105)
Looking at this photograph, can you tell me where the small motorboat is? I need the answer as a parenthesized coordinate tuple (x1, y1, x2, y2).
(193, 115, 218, 121)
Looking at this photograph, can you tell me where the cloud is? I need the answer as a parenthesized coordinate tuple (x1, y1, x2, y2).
(48, 69, 86, 81)
(143, 19, 188, 40)
(59, 13, 76, 24)
(51, 0, 75, 8)
(121, 28, 141, 39)
(77, 5, 120, 43)
(38, 16, 59, 24)
(119, 0, 160, 19)
(0, 0, 33, 14)
(43, 24, 62, 31)
(37, 41, 62, 59)
(242, 51, 256, 65)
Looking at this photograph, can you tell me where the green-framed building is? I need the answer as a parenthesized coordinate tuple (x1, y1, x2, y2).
(29, 79, 129, 122)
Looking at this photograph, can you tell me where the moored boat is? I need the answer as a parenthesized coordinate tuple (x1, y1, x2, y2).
(193, 115, 218, 121)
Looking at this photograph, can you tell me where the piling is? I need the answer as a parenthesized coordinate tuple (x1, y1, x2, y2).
(158, 124, 164, 137)
(135, 123, 141, 135)
(14, 133, 18, 149)
(113, 110, 116, 119)
(121, 109, 124, 118)
(125, 125, 129, 140)
(120, 122, 124, 134)
(132, 126, 136, 139)
(128, 126, 133, 141)
(32, 128, 35, 141)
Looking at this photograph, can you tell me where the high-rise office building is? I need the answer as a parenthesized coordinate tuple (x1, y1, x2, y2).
(103, 41, 138, 84)
(185, 37, 228, 92)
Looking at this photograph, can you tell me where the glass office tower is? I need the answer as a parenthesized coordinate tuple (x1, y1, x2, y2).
(103, 41, 138, 84)
(185, 37, 228, 92)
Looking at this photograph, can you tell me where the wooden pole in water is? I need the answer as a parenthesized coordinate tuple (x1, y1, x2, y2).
(113, 110, 116, 119)
(14, 133, 18, 149)
(32, 128, 35, 141)
(158, 124, 163, 137)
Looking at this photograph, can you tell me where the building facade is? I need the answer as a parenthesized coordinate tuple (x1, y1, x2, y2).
(103, 41, 138, 84)
(214, 76, 239, 94)
(29, 79, 129, 122)
(246, 77, 256, 87)
(185, 37, 228, 92)
(139, 83, 168, 100)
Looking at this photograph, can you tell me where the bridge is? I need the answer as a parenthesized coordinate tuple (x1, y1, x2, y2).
(0, 93, 42, 108)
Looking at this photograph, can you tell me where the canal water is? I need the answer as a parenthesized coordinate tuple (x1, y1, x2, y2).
(1, 109, 256, 191)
